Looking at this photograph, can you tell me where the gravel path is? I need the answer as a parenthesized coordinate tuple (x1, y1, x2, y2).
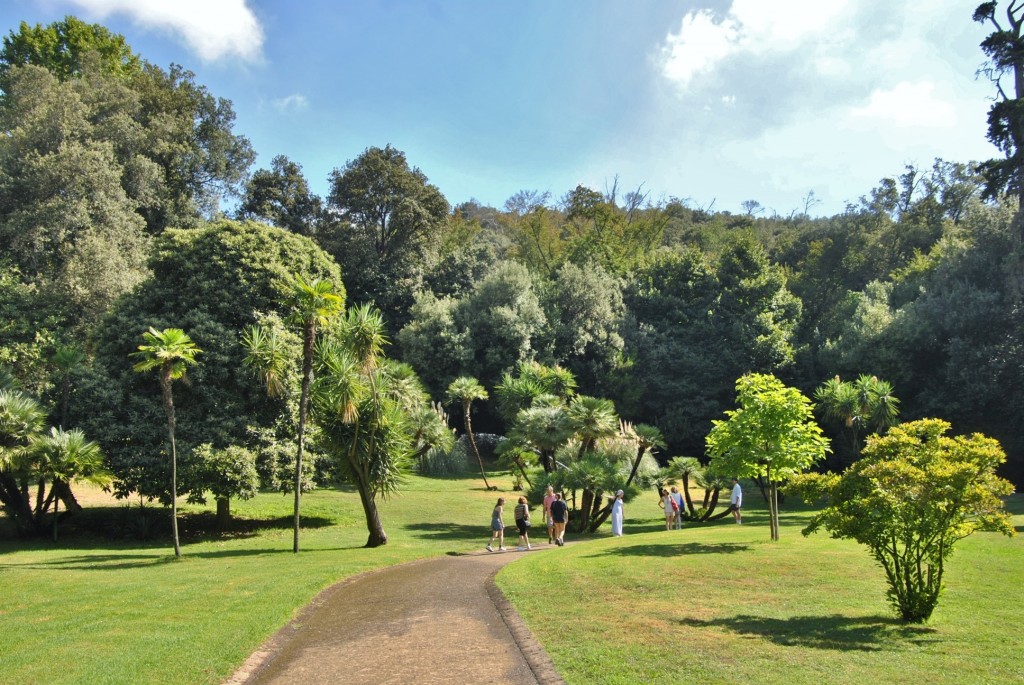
(224, 547, 565, 685)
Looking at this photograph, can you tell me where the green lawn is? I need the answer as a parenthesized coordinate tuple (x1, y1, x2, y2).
(496, 494, 1024, 685)
(0, 471, 513, 685)
(4, 478, 1021, 685)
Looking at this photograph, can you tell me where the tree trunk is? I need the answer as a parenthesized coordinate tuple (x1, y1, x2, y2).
(0, 472, 36, 536)
(514, 458, 532, 489)
(624, 445, 648, 488)
(575, 488, 594, 533)
(216, 497, 231, 529)
(768, 478, 780, 541)
(464, 400, 492, 490)
(293, 322, 316, 553)
(354, 468, 387, 547)
(680, 474, 693, 516)
(160, 374, 181, 558)
(52, 494, 59, 543)
(698, 488, 722, 521)
(52, 480, 82, 514)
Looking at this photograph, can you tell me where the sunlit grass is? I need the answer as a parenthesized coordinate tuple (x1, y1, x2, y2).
(0, 469, 513, 685)
(496, 495, 1024, 685)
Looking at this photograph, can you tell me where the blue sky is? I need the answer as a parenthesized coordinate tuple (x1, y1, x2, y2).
(0, 0, 1000, 216)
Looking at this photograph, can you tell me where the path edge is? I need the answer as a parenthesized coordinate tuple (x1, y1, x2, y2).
(486, 568, 566, 685)
(221, 557, 440, 685)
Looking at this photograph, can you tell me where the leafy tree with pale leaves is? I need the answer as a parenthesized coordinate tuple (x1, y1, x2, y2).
(789, 419, 1015, 622)
(706, 373, 830, 541)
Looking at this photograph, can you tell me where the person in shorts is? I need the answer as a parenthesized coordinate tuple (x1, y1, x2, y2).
(486, 497, 506, 552)
(550, 492, 568, 546)
(542, 485, 556, 544)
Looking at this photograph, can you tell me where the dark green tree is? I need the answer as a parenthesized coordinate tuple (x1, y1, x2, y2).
(975, 1, 1024, 226)
(324, 145, 450, 325)
(82, 220, 342, 506)
(238, 155, 323, 236)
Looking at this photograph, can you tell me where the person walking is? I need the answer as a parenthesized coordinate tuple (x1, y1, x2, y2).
(670, 486, 685, 529)
(730, 478, 743, 524)
(514, 496, 532, 550)
(542, 485, 556, 544)
(486, 497, 507, 552)
(550, 492, 568, 546)
(659, 488, 675, 531)
(610, 489, 625, 536)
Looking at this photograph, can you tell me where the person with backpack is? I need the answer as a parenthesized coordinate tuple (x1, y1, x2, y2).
(514, 496, 532, 550)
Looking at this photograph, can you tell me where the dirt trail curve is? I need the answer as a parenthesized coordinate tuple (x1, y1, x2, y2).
(225, 548, 565, 685)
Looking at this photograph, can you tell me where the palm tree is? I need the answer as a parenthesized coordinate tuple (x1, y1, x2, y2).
(815, 375, 900, 467)
(567, 395, 619, 461)
(131, 327, 201, 558)
(50, 345, 88, 515)
(32, 427, 109, 541)
(313, 306, 427, 547)
(622, 422, 665, 488)
(0, 388, 46, 535)
(446, 376, 492, 490)
(507, 404, 572, 473)
(246, 275, 343, 553)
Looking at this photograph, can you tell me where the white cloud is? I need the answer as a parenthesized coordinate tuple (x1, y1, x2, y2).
(274, 94, 309, 113)
(68, 0, 264, 62)
(659, 10, 738, 88)
(659, 0, 852, 89)
(850, 81, 956, 128)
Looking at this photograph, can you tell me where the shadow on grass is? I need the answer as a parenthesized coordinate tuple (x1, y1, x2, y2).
(587, 541, 751, 558)
(0, 543, 368, 570)
(678, 613, 938, 651)
(404, 521, 485, 542)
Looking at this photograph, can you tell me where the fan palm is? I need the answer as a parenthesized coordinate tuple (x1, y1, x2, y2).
(131, 326, 201, 558)
(446, 376, 492, 490)
(32, 427, 109, 541)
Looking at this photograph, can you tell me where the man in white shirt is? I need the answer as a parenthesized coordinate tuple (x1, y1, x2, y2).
(730, 478, 742, 524)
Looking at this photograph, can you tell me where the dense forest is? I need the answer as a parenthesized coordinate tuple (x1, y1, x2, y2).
(1, 15, 1022, 539)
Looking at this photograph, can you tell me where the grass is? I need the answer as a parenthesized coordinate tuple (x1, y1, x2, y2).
(496, 494, 1024, 685)
(0, 469, 515, 685)
(4, 477, 1021, 685)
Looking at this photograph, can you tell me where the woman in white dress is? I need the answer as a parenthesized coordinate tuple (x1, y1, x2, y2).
(610, 489, 625, 536)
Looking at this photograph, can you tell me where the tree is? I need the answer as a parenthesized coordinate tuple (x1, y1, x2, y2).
(541, 262, 626, 395)
(247, 274, 344, 553)
(789, 419, 1015, 622)
(188, 444, 258, 528)
(0, 16, 141, 86)
(324, 144, 450, 325)
(131, 327, 202, 558)
(814, 374, 900, 468)
(0, 18, 255, 234)
(238, 155, 323, 236)
(446, 377, 493, 490)
(84, 220, 342, 505)
(313, 305, 431, 547)
(0, 387, 46, 535)
(974, 1, 1024, 226)
(31, 426, 109, 541)
(706, 373, 830, 541)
